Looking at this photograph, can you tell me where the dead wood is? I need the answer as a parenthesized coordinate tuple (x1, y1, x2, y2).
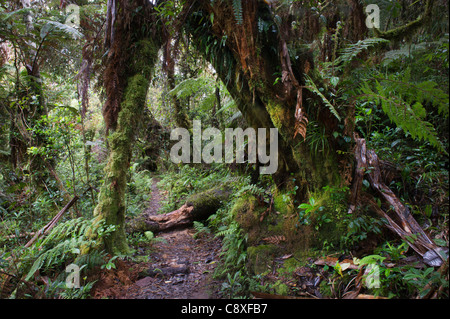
(127, 185, 232, 234)
(24, 195, 79, 248)
(314, 256, 359, 270)
(349, 137, 448, 266)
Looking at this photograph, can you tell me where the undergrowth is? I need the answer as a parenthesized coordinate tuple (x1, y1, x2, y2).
(0, 216, 116, 299)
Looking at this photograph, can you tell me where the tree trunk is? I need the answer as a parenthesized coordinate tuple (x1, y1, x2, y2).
(137, 107, 165, 171)
(9, 0, 50, 184)
(93, 0, 162, 255)
(127, 185, 232, 233)
(164, 39, 191, 129)
(184, 0, 341, 199)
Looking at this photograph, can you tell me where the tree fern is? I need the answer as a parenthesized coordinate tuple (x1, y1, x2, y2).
(198, 92, 217, 111)
(216, 99, 237, 115)
(168, 77, 211, 99)
(40, 20, 84, 40)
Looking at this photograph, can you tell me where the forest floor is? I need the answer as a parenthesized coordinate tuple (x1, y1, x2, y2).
(91, 178, 224, 299)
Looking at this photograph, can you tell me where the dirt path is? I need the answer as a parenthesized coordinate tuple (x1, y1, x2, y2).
(123, 228, 222, 299)
(94, 177, 223, 299)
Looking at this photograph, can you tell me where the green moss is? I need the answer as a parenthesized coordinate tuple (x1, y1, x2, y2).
(131, 39, 160, 76)
(231, 194, 266, 245)
(185, 184, 232, 220)
(232, 194, 259, 227)
(277, 257, 302, 276)
(273, 281, 290, 296)
(94, 72, 153, 256)
(247, 244, 279, 275)
(319, 280, 333, 298)
(265, 101, 286, 134)
(273, 190, 295, 215)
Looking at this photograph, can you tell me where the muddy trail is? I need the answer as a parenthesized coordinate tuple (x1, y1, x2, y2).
(92, 178, 223, 299)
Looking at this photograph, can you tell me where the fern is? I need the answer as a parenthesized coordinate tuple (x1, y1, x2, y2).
(25, 217, 114, 281)
(335, 38, 389, 68)
(193, 221, 211, 238)
(257, 17, 270, 33)
(168, 77, 209, 99)
(232, 0, 243, 25)
(358, 70, 448, 153)
(215, 225, 235, 238)
(168, 76, 217, 102)
(214, 221, 247, 278)
(40, 20, 84, 40)
(198, 93, 217, 111)
(25, 236, 87, 281)
(234, 183, 265, 198)
(381, 40, 443, 67)
(216, 99, 237, 115)
(304, 74, 341, 122)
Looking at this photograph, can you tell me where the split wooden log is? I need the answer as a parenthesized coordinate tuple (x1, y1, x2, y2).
(349, 137, 448, 266)
(127, 184, 232, 234)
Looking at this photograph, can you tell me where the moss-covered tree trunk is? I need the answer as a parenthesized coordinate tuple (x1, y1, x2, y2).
(9, 0, 51, 184)
(93, 0, 162, 255)
(94, 73, 150, 254)
(184, 0, 353, 200)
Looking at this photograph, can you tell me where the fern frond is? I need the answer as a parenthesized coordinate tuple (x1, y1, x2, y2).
(0, 7, 33, 22)
(216, 99, 237, 115)
(41, 20, 84, 39)
(25, 217, 114, 281)
(262, 235, 286, 245)
(193, 221, 211, 237)
(198, 93, 217, 111)
(168, 77, 212, 99)
(336, 38, 389, 67)
(358, 77, 447, 154)
(215, 226, 235, 238)
(235, 184, 265, 198)
(232, 0, 243, 25)
(304, 74, 341, 122)
(380, 77, 449, 117)
(25, 235, 88, 281)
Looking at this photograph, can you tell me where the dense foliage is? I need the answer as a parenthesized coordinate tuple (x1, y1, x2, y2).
(0, 0, 448, 299)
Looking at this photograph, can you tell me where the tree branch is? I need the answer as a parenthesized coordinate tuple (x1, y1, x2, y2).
(374, 0, 435, 41)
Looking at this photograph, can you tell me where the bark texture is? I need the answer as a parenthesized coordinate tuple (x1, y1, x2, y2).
(93, 0, 162, 255)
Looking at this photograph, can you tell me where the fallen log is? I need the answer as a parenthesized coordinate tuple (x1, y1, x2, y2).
(127, 184, 232, 233)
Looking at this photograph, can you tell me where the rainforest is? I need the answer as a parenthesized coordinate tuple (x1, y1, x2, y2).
(0, 0, 448, 302)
